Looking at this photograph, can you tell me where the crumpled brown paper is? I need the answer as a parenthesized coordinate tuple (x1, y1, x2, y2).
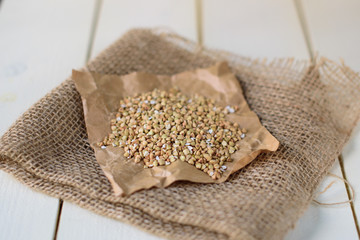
(72, 62, 279, 196)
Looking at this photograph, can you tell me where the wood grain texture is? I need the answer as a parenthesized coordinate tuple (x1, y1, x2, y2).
(0, 0, 96, 239)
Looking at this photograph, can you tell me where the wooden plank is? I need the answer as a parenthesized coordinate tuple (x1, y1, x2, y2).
(0, 0, 96, 133)
(57, 202, 163, 240)
(0, 0, 97, 239)
(301, 0, 360, 232)
(301, 0, 360, 71)
(58, 0, 196, 239)
(203, 1, 357, 239)
(90, 0, 197, 58)
(202, 0, 309, 59)
(0, 171, 58, 240)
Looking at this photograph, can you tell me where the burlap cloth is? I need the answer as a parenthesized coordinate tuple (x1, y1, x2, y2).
(1, 29, 359, 240)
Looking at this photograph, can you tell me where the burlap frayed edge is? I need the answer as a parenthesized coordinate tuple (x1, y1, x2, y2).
(0, 154, 259, 240)
(0, 110, 339, 239)
(156, 28, 360, 82)
(1, 57, 360, 240)
(1, 27, 360, 240)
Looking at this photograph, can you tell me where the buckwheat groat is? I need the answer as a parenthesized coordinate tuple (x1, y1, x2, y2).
(99, 89, 247, 179)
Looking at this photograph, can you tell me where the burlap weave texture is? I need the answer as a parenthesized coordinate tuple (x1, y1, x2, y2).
(1, 29, 359, 240)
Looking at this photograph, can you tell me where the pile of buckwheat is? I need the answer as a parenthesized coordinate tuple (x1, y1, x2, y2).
(98, 89, 247, 179)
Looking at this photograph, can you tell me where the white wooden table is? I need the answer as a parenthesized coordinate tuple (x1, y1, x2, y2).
(0, 0, 359, 239)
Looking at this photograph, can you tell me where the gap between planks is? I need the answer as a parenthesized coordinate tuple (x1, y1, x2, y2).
(52, 0, 359, 238)
(294, 0, 360, 236)
(195, 0, 203, 46)
(86, 0, 103, 63)
(339, 155, 360, 238)
(52, 0, 104, 239)
(53, 199, 63, 240)
(293, 0, 314, 60)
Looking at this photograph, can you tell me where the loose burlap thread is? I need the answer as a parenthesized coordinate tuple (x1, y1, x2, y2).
(1, 29, 359, 240)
